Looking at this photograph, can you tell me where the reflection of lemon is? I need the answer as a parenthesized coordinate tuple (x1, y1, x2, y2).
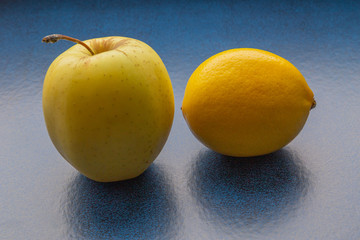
(182, 48, 316, 157)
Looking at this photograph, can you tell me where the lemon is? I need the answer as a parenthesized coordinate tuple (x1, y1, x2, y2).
(181, 48, 316, 157)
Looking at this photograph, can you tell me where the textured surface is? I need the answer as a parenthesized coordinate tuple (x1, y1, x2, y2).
(1, 0, 360, 239)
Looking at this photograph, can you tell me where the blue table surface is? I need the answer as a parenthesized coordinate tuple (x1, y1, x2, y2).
(1, 0, 360, 239)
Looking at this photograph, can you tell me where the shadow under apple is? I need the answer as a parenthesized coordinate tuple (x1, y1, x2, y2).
(188, 148, 312, 233)
(62, 163, 180, 240)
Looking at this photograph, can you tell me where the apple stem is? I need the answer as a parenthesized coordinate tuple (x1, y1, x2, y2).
(42, 34, 95, 55)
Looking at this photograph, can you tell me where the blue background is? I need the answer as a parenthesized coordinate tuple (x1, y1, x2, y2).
(1, 0, 360, 239)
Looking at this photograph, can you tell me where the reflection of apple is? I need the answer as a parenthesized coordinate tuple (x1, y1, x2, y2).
(42, 34, 174, 182)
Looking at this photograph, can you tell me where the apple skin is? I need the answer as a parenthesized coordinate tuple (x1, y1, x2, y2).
(42, 36, 174, 182)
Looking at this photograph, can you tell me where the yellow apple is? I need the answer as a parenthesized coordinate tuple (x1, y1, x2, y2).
(42, 34, 174, 182)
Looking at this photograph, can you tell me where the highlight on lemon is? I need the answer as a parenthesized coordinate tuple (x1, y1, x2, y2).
(181, 48, 316, 157)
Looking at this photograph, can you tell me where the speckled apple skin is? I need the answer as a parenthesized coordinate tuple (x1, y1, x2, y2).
(43, 37, 174, 182)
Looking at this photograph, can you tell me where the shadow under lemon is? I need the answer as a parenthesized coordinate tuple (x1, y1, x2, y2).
(188, 148, 312, 233)
(62, 163, 180, 240)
